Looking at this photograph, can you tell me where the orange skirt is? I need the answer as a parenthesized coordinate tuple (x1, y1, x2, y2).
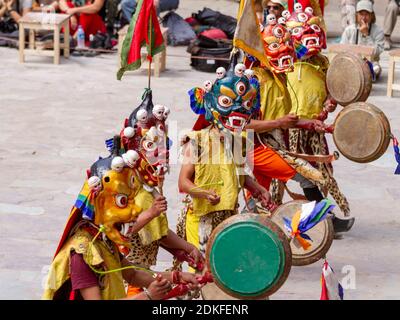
(248, 144, 296, 190)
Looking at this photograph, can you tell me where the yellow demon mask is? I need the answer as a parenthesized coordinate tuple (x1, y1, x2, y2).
(74, 150, 143, 247)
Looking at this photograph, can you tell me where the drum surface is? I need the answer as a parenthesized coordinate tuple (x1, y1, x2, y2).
(206, 214, 291, 299)
(326, 52, 372, 106)
(271, 200, 334, 266)
(333, 102, 391, 163)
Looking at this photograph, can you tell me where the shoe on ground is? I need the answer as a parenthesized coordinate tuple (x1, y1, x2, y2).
(332, 215, 355, 234)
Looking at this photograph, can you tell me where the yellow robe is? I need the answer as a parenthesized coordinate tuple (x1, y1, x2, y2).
(135, 185, 169, 246)
(42, 227, 126, 300)
(253, 68, 292, 121)
(184, 127, 245, 249)
(287, 54, 329, 119)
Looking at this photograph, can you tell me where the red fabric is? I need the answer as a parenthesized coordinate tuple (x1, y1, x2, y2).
(126, 0, 164, 65)
(64, 2, 106, 39)
(200, 28, 228, 40)
(192, 114, 211, 131)
(185, 17, 199, 26)
(288, 0, 325, 15)
(54, 208, 81, 258)
(320, 262, 329, 300)
(70, 252, 99, 298)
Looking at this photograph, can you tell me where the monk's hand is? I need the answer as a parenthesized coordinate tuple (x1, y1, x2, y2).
(313, 119, 326, 133)
(187, 245, 204, 269)
(206, 190, 220, 205)
(278, 114, 299, 129)
(324, 97, 337, 113)
(149, 195, 167, 217)
(147, 275, 172, 300)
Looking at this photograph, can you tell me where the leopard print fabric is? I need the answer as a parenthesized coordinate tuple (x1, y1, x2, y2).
(124, 233, 160, 269)
(289, 128, 350, 216)
(271, 178, 285, 206)
(172, 201, 235, 270)
(171, 202, 190, 271)
(198, 210, 235, 256)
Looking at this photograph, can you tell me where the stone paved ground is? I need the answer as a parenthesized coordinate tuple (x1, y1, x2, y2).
(0, 0, 399, 299)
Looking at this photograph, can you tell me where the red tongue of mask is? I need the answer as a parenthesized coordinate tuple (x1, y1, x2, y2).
(233, 119, 242, 126)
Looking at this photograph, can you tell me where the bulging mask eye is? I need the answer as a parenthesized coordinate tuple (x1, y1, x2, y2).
(291, 26, 303, 36)
(115, 194, 128, 208)
(143, 140, 157, 152)
(268, 42, 280, 51)
(273, 26, 284, 38)
(242, 99, 253, 110)
(218, 95, 233, 108)
(310, 24, 320, 32)
(236, 81, 246, 96)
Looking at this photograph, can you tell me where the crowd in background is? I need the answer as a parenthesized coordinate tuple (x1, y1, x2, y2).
(0, 0, 178, 48)
(0, 0, 399, 58)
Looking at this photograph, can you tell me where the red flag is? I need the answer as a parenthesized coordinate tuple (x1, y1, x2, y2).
(117, 0, 165, 80)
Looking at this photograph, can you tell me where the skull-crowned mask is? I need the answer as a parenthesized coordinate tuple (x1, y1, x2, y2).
(120, 90, 170, 190)
(286, 6, 326, 59)
(261, 18, 296, 74)
(188, 65, 260, 133)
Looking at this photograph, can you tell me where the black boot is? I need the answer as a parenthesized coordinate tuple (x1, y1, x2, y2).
(303, 187, 324, 202)
(303, 187, 355, 234)
(331, 215, 355, 234)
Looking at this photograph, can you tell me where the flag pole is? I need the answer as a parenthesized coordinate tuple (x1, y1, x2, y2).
(148, 15, 152, 89)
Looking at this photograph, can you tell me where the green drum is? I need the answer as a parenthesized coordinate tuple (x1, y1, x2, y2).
(205, 214, 292, 299)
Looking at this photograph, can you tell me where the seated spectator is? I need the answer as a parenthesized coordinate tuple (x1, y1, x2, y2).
(262, 0, 286, 19)
(120, 0, 135, 24)
(340, 0, 384, 80)
(383, 0, 400, 50)
(0, 0, 32, 24)
(32, 0, 59, 11)
(59, 0, 106, 40)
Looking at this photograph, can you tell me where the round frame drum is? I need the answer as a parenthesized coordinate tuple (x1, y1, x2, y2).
(333, 102, 391, 163)
(271, 200, 334, 266)
(204, 214, 292, 300)
(326, 52, 372, 106)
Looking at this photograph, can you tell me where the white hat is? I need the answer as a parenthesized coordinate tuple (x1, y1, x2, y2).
(356, 0, 374, 13)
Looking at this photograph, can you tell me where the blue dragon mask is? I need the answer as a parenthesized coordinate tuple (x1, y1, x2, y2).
(189, 65, 260, 133)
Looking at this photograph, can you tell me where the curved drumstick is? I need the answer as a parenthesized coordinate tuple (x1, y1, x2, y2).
(161, 246, 205, 271)
(162, 272, 214, 300)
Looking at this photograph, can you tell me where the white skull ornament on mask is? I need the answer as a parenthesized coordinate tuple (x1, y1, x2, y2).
(305, 7, 314, 15)
(294, 3, 303, 13)
(122, 150, 139, 168)
(163, 106, 170, 120)
(244, 69, 254, 80)
(88, 176, 102, 192)
(153, 105, 165, 121)
(234, 63, 246, 77)
(282, 10, 291, 20)
(203, 80, 213, 92)
(266, 14, 277, 26)
(136, 109, 148, 124)
(216, 67, 226, 79)
(111, 156, 125, 172)
(123, 126, 135, 138)
(278, 17, 286, 25)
